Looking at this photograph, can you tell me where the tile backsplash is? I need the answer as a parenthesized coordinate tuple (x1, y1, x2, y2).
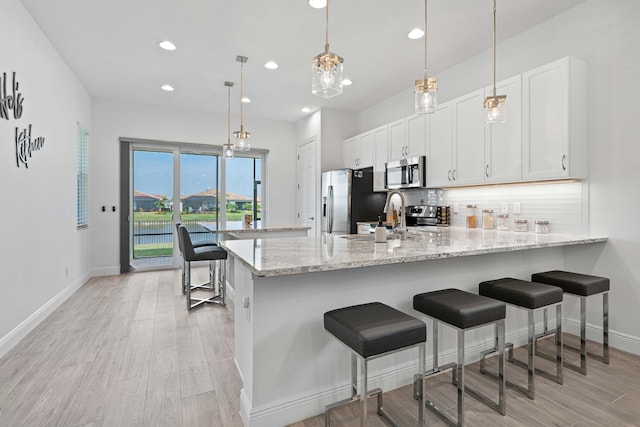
(403, 182, 587, 235)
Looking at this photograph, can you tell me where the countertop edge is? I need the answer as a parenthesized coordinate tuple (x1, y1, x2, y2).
(220, 236, 608, 278)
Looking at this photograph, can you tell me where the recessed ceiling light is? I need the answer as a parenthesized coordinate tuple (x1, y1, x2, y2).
(264, 61, 279, 70)
(309, 0, 326, 8)
(407, 28, 424, 40)
(158, 40, 176, 51)
(161, 84, 174, 91)
(301, 107, 312, 113)
(241, 97, 251, 103)
(342, 78, 353, 86)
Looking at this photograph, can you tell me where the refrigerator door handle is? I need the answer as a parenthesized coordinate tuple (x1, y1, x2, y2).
(328, 185, 334, 233)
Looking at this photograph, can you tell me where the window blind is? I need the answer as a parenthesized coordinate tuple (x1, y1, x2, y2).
(77, 126, 89, 228)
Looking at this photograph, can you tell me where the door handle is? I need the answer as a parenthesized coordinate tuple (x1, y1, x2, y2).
(448, 170, 452, 182)
(452, 169, 457, 180)
(308, 217, 314, 220)
(485, 164, 490, 178)
(561, 154, 567, 171)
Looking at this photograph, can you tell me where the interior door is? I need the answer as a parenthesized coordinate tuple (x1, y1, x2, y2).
(297, 137, 317, 236)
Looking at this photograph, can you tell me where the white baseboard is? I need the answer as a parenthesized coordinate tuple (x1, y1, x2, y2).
(238, 321, 640, 426)
(564, 317, 640, 355)
(91, 265, 121, 276)
(0, 272, 90, 360)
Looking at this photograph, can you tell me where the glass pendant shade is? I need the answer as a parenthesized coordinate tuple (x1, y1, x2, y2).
(223, 81, 235, 160)
(414, 0, 437, 114)
(234, 130, 251, 151)
(223, 144, 235, 160)
(415, 77, 437, 114)
(312, 51, 344, 99)
(484, 95, 507, 124)
(234, 56, 251, 151)
(484, 0, 506, 125)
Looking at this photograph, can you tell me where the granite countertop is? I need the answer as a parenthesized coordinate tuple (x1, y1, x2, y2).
(200, 222, 310, 234)
(218, 227, 607, 278)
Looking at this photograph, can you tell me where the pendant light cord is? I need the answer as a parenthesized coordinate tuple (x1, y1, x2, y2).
(325, 0, 330, 51)
(424, 0, 428, 80)
(492, 0, 497, 97)
(239, 62, 244, 132)
(227, 85, 231, 144)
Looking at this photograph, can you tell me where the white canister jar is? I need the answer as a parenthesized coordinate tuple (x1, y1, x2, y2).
(534, 220, 550, 234)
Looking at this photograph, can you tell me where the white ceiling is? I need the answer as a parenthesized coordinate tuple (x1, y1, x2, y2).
(20, 0, 586, 123)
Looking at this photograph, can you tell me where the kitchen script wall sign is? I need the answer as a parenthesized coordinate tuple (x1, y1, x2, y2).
(1, 71, 46, 168)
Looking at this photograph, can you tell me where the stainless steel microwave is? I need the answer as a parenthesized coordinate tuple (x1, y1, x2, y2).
(385, 156, 427, 189)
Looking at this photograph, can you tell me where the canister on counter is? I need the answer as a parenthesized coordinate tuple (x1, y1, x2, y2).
(482, 209, 494, 230)
(497, 214, 509, 231)
(535, 220, 550, 234)
(466, 205, 477, 228)
(514, 219, 528, 232)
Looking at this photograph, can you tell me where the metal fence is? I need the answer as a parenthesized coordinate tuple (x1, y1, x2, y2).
(133, 219, 215, 246)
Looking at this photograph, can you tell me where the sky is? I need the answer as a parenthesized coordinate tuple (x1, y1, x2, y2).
(133, 150, 261, 198)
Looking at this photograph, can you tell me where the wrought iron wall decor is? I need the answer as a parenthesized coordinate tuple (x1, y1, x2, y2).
(1, 71, 46, 168)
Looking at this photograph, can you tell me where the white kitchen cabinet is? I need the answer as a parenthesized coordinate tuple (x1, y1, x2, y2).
(484, 75, 523, 183)
(388, 119, 406, 160)
(389, 115, 427, 160)
(453, 88, 486, 185)
(343, 131, 374, 169)
(373, 125, 388, 192)
(522, 57, 587, 180)
(428, 102, 453, 187)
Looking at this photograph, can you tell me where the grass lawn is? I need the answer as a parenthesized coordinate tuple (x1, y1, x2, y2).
(134, 243, 172, 258)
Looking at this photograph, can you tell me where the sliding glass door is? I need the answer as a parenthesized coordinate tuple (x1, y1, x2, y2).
(125, 142, 264, 271)
(179, 152, 219, 243)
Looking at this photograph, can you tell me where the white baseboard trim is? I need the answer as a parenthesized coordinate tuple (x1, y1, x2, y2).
(0, 272, 90, 360)
(564, 317, 640, 355)
(91, 265, 121, 276)
(238, 322, 640, 426)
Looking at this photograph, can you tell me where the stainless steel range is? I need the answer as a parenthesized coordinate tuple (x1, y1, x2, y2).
(406, 205, 450, 227)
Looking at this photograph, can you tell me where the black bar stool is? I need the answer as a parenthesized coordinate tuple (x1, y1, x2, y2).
(177, 225, 227, 311)
(413, 289, 506, 426)
(324, 302, 426, 427)
(532, 270, 610, 375)
(479, 278, 563, 400)
(175, 222, 217, 295)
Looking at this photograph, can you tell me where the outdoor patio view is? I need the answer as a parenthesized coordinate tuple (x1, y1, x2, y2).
(132, 150, 261, 259)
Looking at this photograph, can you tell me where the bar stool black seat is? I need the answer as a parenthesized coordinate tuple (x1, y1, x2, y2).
(176, 222, 218, 295)
(532, 270, 610, 375)
(479, 278, 564, 400)
(177, 225, 227, 311)
(324, 302, 426, 427)
(413, 289, 506, 426)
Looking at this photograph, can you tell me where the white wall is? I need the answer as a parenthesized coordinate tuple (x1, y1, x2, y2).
(0, 0, 92, 357)
(357, 0, 640, 353)
(91, 98, 298, 274)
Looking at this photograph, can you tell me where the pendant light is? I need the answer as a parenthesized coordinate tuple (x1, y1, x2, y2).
(233, 56, 251, 151)
(311, 0, 343, 99)
(484, 0, 506, 124)
(415, 0, 437, 114)
(222, 81, 235, 160)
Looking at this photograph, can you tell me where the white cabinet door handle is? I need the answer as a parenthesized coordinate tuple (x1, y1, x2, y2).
(447, 170, 452, 182)
(561, 154, 566, 171)
(485, 164, 490, 178)
(452, 169, 456, 181)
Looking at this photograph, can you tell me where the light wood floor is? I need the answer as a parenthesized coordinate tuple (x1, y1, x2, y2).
(1, 270, 639, 426)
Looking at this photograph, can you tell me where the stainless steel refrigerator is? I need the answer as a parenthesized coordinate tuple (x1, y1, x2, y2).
(321, 167, 387, 234)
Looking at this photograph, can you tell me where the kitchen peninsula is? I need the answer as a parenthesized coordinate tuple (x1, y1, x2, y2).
(220, 227, 607, 427)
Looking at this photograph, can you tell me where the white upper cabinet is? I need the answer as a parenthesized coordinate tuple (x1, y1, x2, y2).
(388, 114, 427, 160)
(428, 102, 454, 187)
(388, 119, 406, 160)
(343, 131, 374, 169)
(406, 114, 428, 158)
(522, 57, 587, 180)
(484, 75, 523, 183)
(373, 125, 388, 192)
(453, 88, 486, 185)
